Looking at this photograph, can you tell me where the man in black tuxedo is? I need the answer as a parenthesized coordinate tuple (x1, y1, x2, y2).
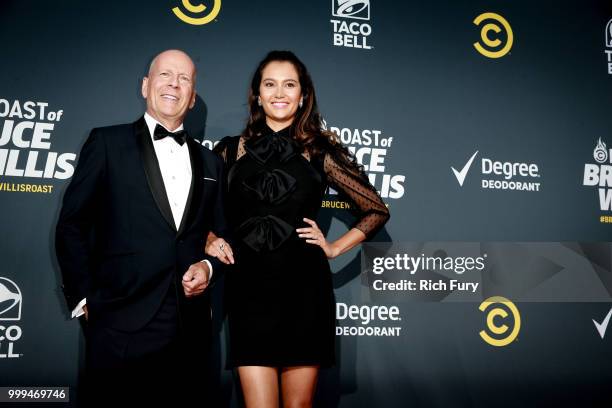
(55, 49, 227, 406)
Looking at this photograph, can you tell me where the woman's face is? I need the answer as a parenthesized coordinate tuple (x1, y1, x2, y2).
(258, 61, 302, 129)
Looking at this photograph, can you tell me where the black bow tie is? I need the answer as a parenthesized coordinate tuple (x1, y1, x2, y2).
(153, 124, 187, 146)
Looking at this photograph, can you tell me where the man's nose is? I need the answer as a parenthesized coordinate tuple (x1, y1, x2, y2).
(169, 74, 179, 87)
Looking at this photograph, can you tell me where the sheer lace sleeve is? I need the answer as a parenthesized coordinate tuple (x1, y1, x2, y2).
(213, 136, 244, 166)
(323, 152, 390, 238)
(213, 137, 230, 163)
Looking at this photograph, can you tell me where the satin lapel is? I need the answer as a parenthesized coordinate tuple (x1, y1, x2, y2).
(177, 137, 203, 237)
(135, 117, 177, 232)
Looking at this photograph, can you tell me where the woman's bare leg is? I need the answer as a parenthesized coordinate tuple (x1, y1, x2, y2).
(237, 366, 280, 408)
(280, 366, 319, 408)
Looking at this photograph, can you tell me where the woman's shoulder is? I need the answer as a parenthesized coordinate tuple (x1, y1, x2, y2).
(214, 134, 240, 147)
(312, 131, 351, 160)
(213, 135, 241, 154)
(213, 134, 244, 165)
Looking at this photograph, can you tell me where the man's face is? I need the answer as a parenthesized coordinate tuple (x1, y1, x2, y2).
(141, 50, 196, 128)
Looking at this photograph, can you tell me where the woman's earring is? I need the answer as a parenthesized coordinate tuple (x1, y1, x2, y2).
(299, 98, 303, 108)
(257, 97, 262, 106)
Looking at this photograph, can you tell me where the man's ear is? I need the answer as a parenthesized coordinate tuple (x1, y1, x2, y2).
(141, 77, 149, 99)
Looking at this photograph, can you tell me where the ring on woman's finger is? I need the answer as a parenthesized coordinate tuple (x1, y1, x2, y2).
(220, 243, 225, 251)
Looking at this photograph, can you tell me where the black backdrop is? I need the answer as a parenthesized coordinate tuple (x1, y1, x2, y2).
(1, 1, 612, 406)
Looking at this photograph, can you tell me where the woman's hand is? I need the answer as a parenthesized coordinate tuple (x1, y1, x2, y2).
(297, 218, 340, 259)
(205, 232, 235, 264)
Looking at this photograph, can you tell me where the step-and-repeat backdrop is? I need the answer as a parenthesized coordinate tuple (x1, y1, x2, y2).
(1, 0, 612, 406)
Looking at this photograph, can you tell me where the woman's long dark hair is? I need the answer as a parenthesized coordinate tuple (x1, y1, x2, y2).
(242, 50, 366, 179)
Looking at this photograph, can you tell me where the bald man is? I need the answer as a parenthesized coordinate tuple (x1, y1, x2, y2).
(56, 50, 226, 406)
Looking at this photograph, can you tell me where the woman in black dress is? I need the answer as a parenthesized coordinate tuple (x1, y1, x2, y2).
(207, 51, 389, 408)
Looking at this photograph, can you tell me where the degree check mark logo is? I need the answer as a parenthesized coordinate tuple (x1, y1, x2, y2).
(451, 151, 479, 186)
(593, 307, 612, 339)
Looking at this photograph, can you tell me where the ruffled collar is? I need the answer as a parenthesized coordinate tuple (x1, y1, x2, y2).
(245, 124, 299, 164)
(264, 124, 292, 138)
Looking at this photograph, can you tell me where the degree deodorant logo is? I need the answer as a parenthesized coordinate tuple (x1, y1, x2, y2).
(478, 296, 521, 347)
(172, 0, 221, 25)
(473, 12, 513, 58)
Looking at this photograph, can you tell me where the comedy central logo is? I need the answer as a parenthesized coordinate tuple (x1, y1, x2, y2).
(332, 0, 370, 20)
(478, 296, 520, 347)
(172, 0, 221, 25)
(473, 12, 513, 58)
(594, 138, 608, 164)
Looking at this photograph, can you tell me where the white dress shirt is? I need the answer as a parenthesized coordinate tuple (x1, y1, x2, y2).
(71, 113, 212, 318)
(144, 113, 192, 228)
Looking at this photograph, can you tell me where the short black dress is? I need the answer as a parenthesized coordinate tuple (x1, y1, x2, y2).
(214, 125, 389, 367)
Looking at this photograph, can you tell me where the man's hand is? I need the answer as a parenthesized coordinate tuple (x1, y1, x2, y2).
(83, 305, 88, 321)
(182, 262, 211, 297)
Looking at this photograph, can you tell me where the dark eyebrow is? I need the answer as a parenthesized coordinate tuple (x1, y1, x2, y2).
(261, 78, 298, 82)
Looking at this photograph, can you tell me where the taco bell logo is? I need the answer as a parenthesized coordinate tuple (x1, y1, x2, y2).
(0, 278, 21, 321)
(332, 0, 370, 20)
(0, 277, 23, 358)
(605, 19, 612, 74)
(330, 0, 373, 50)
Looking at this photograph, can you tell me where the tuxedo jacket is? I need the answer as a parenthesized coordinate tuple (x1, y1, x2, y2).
(56, 117, 226, 333)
